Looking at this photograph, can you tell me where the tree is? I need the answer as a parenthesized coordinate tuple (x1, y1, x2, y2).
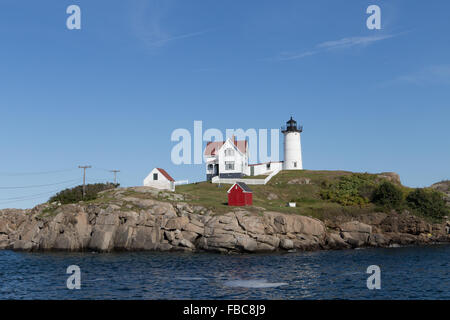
(371, 182, 403, 209)
(406, 188, 449, 220)
(49, 183, 118, 205)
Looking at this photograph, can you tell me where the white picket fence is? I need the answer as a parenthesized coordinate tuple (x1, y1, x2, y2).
(174, 180, 189, 186)
(211, 168, 281, 185)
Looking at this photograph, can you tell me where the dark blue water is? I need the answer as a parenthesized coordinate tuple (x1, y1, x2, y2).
(0, 245, 449, 299)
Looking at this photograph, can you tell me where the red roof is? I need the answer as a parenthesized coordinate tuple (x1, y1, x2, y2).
(156, 168, 174, 182)
(204, 139, 247, 156)
(227, 182, 252, 193)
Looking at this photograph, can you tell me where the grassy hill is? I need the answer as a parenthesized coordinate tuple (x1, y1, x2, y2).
(175, 170, 411, 219)
(44, 170, 448, 223)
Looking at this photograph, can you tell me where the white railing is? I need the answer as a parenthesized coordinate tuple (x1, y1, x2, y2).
(211, 168, 281, 185)
(264, 168, 281, 184)
(174, 180, 189, 186)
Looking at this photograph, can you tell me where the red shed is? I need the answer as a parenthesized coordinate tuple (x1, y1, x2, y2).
(227, 182, 253, 206)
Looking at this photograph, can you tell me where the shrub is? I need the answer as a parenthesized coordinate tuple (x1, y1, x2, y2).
(320, 173, 376, 206)
(406, 188, 449, 220)
(49, 183, 118, 204)
(371, 182, 404, 209)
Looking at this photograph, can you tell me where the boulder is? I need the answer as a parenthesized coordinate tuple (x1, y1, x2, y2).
(325, 232, 350, 249)
(279, 238, 294, 250)
(287, 178, 311, 185)
(178, 239, 195, 249)
(339, 221, 372, 247)
(235, 235, 258, 252)
(165, 216, 189, 230)
(236, 212, 266, 234)
(89, 227, 116, 251)
(377, 172, 401, 184)
(266, 212, 326, 237)
(267, 193, 278, 200)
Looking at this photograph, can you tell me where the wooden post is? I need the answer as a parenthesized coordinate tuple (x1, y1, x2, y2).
(78, 165, 92, 199)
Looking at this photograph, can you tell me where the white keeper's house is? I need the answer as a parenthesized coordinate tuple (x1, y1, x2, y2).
(143, 168, 176, 191)
(205, 117, 303, 181)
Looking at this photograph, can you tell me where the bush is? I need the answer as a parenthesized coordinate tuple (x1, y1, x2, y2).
(49, 183, 118, 204)
(406, 188, 449, 220)
(371, 182, 404, 209)
(320, 173, 376, 206)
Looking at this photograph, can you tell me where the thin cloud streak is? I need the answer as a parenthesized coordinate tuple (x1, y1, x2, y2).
(317, 34, 396, 49)
(271, 33, 400, 61)
(145, 30, 210, 47)
(382, 65, 450, 87)
(130, 0, 209, 49)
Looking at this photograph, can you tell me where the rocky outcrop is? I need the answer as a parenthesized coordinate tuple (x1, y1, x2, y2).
(287, 178, 311, 185)
(339, 221, 372, 247)
(0, 187, 449, 253)
(431, 180, 450, 206)
(377, 172, 402, 185)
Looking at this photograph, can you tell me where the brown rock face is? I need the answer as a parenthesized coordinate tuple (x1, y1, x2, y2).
(339, 221, 372, 247)
(0, 187, 448, 253)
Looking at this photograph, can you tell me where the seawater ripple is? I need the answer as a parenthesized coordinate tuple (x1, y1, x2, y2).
(0, 245, 449, 299)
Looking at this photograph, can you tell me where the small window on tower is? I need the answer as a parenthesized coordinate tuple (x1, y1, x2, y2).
(294, 162, 297, 168)
(153, 173, 158, 180)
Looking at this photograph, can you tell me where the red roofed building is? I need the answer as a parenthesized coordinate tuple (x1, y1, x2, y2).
(143, 167, 175, 191)
(228, 182, 253, 206)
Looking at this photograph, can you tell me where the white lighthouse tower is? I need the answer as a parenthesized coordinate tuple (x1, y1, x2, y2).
(282, 116, 303, 170)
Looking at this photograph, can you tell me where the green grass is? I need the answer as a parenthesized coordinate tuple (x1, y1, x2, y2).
(175, 170, 377, 218)
(81, 170, 446, 222)
(38, 206, 59, 218)
(247, 174, 269, 179)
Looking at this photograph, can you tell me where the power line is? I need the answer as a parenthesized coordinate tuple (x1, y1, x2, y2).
(0, 175, 114, 205)
(92, 167, 113, 172)
(0, 183, 80, 203)
(0, 168, 78, 176)
(0, 179, 80, 190)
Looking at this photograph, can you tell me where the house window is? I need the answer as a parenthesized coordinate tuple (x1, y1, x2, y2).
(208, 164, 213, 170)
(153, 173, 158, 180)
(225, 148, 235, 156)
(225, 161, 235, 170)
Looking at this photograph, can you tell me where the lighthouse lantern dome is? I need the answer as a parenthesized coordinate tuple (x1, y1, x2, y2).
(282, 116, 303, 133)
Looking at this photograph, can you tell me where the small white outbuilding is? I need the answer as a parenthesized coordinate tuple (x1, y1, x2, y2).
(143, 168, 175, 191)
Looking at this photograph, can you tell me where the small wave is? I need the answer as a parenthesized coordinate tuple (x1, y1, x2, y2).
(224, 279, 288, 288)
(84, 278, 106, 282)
(176, 277, 206, 281)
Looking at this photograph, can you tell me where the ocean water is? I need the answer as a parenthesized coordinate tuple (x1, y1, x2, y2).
(0, 245, 449, 300)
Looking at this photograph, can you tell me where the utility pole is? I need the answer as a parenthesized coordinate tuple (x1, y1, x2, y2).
(109, 170, 120, 185)
(78, 165, 92, 199)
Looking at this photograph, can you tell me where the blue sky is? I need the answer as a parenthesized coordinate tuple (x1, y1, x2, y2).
(1, 0, 449, 209)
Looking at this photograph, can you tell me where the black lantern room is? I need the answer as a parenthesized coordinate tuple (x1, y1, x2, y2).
(281, 116, 303, 133)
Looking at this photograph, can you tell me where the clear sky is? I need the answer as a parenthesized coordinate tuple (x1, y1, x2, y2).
(1, 0, 449, 209)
